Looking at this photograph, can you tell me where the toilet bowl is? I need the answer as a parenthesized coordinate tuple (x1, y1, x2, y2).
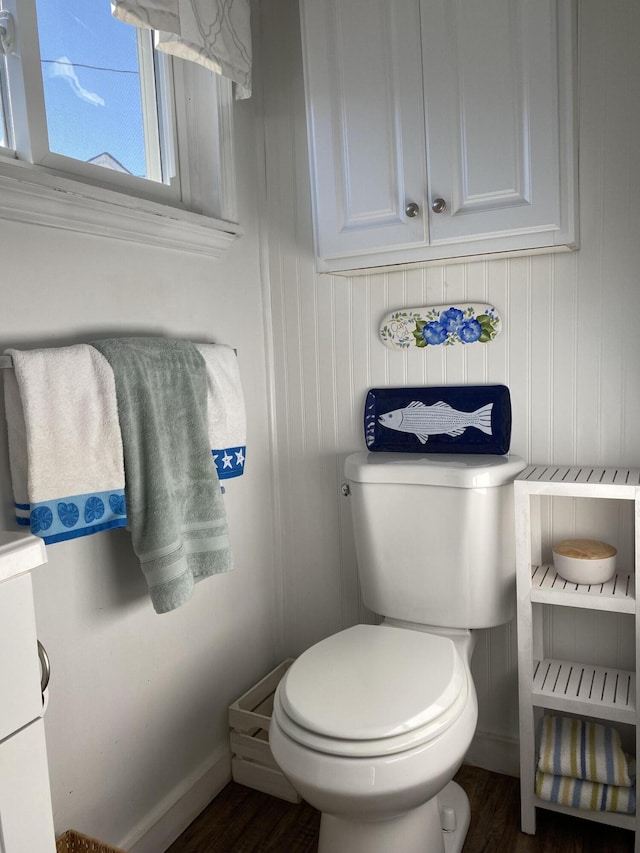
(270, 623, 478, 853)
(270, 451, 525, 852)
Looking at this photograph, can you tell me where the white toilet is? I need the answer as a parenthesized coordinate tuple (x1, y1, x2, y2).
(270, 451, 526, 853)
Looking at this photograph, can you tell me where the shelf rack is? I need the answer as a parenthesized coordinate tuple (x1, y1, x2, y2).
(515, 465, 640, 847)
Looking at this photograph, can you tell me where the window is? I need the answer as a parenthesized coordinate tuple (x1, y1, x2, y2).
(0, 0, 237, 256)
(36, 1, 170, 184)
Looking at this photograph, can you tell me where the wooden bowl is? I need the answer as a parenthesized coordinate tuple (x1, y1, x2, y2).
(552, 539, 617, 584)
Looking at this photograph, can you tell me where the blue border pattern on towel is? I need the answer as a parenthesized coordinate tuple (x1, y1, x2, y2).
(14, 445, 244, 543)
(213, 445, 245, 479)
(15, 489, 127, 544)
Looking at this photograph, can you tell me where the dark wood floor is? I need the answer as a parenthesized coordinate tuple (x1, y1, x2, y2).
(167, 765, 635, 852)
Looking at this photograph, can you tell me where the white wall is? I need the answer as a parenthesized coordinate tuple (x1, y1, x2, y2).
(0, 96, 279, 847)
(259, 0, 640, 771)
(2, 1, 638, 844)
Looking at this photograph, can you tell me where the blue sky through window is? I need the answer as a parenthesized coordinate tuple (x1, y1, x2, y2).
(35, 0, 147, 177)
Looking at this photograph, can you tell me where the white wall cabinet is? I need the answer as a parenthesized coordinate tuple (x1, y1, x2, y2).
(299, 0, 578, 274)
(515, 466, 639, 849)
(0, 533, 55, 853)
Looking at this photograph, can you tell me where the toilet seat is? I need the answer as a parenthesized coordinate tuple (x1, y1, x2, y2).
(275, 624, 468, 758)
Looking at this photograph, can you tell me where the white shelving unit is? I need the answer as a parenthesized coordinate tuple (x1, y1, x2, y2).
(515, 465, 640, 848)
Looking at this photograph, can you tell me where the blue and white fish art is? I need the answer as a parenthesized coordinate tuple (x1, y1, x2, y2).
(378, 400, 493, 444)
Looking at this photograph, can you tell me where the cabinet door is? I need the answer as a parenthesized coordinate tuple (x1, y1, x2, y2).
(0, 719, 56, 852)
(0, 574, 43, 742)
(301, 0, 576, 273)
(300, 0, 428, 261)
(421, 0, 567, 246)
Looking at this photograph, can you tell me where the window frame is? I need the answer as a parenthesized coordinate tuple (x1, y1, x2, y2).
(0, 0, 238, 257)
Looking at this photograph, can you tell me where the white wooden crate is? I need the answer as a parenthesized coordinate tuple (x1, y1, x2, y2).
(228, 659, 300, 803)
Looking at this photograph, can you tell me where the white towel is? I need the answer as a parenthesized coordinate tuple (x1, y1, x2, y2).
(195, 344, 246, 480)
(538, 715, 633, 787)
(3, 345, 127, 544)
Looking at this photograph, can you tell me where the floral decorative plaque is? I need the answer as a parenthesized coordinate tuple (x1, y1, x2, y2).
(379, 304, 502, 350)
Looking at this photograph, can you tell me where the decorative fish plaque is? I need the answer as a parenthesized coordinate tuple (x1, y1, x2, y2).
(379, 304, 502, 350)
(365, 385, 512, 455)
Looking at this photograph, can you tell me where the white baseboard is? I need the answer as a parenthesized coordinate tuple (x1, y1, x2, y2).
(120, 744, 232, 853)
(116, 730, 517, 852)
(464, 729, 520, 778)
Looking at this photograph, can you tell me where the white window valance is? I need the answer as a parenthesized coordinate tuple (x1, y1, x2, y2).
(111, 0, 252, 99)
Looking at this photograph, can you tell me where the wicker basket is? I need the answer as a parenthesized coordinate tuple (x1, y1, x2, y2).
(56, 830, 126, 853)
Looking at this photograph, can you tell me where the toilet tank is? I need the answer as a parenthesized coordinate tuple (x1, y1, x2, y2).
(344, 452, 526, 629)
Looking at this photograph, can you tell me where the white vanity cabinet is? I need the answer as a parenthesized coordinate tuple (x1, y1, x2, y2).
(515, 466, 640, 849)
(299, 0, 578, 274)
(0, 533, 55, 853)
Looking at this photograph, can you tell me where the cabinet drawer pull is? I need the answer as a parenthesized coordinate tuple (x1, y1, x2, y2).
(431, 197, 446, 213)
(37, 640, 50, 696)
(405, 202, 420, 218)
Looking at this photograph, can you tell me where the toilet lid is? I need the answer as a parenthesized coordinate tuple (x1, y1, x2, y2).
(278, 624, 466, 755)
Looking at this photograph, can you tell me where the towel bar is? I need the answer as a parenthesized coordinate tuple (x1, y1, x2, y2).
(0, 349, 236, 369)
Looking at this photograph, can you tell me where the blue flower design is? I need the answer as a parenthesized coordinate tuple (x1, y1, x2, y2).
(422, 321, 448, 345)
(57, 502, 79, 528)
(458, 318, 482, 343)
(31, 506, 53, 534)
(84, 496, 105, 523)
(109, 493, 126, 516)
(440, 308, 464, 333)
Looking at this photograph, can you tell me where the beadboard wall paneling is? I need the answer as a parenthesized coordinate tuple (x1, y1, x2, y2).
(259, 0, 640, 750)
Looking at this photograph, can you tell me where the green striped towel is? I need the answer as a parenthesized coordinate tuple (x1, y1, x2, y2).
(538, 715, 633, 786)
(92, 338, 233, 614)
(536, 769, 636, 814)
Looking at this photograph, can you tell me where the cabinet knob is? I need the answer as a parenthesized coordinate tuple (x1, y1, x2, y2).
(431, 197, 447, 214)
(405, 202, 420, 218)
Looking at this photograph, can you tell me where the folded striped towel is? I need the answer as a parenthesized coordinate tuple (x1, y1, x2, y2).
(538, 716, 633, 786)
(4, 345, 127, 544)
(536, 769, 636, 814)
